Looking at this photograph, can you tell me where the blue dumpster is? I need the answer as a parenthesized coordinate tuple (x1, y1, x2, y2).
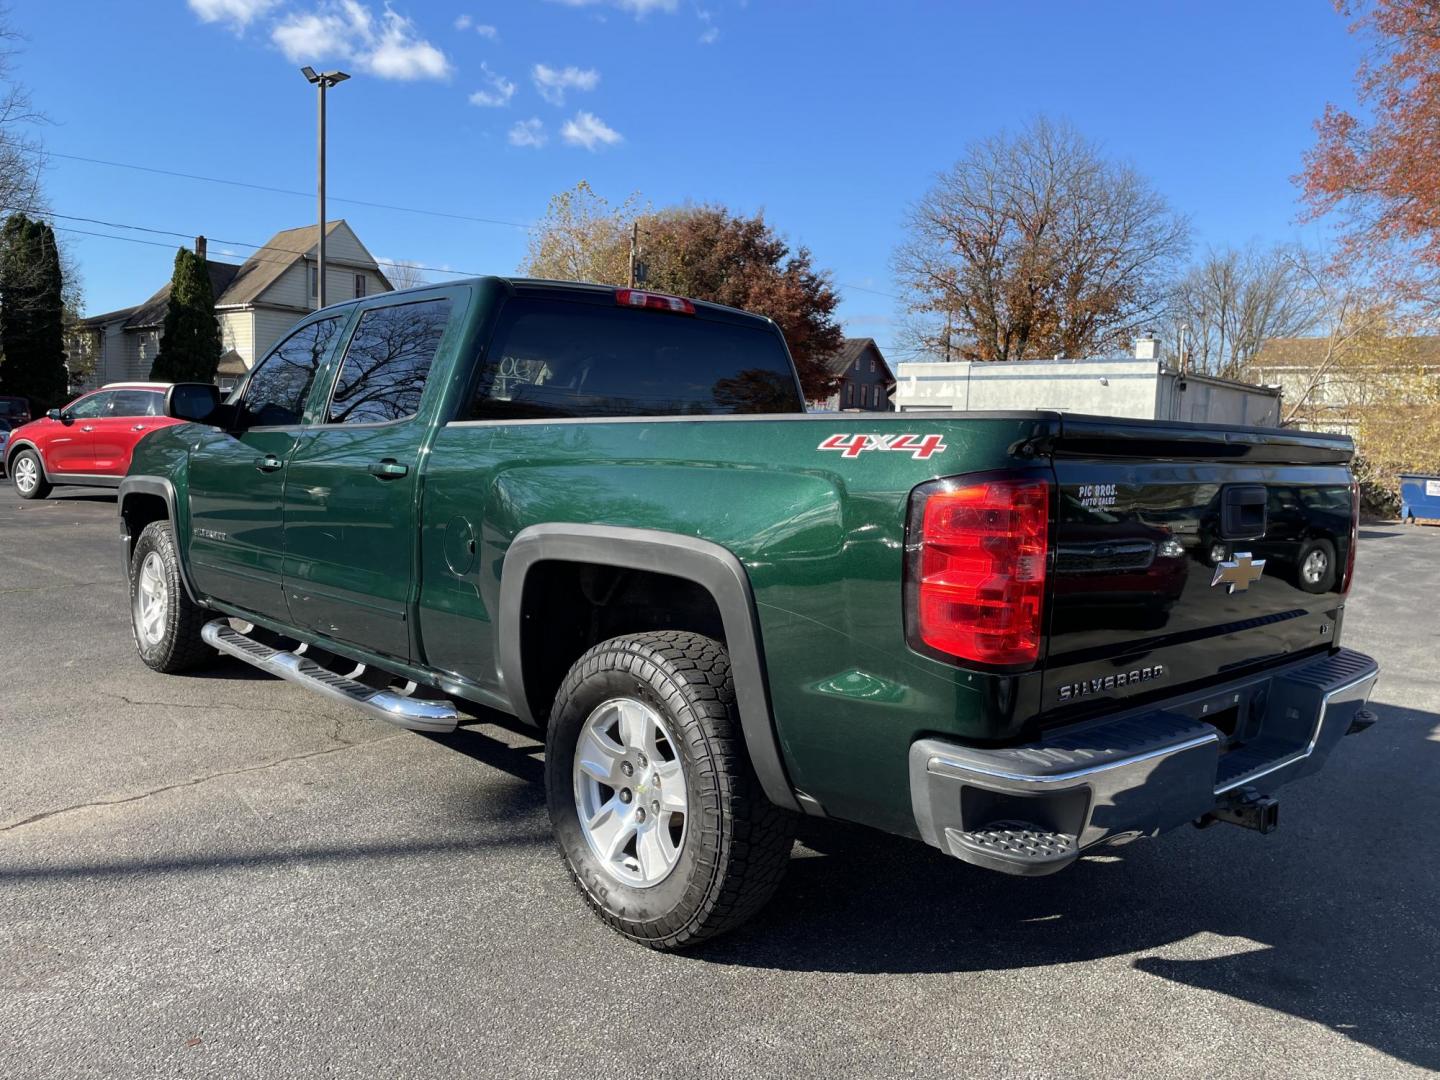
(1399, 473, 1440, 523)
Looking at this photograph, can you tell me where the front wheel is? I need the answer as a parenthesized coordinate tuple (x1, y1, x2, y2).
(10, 449, 50, 499)
(130, 520, 212, 673)
(545, 632, 796, 950)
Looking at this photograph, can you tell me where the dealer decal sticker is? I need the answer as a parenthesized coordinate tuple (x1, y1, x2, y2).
(817, 433, 948, 460)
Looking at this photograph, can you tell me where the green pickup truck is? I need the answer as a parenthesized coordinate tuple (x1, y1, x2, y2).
(120, 278, 1380, 949)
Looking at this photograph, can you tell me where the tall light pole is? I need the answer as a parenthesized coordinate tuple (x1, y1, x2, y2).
(301, 66, 349, 309)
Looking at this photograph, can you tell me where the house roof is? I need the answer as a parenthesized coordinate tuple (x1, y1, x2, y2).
(1254, 336, 1440, 368)
(214, 220, 354, 310)
(79, 304, 139, 329)
(823, 337, 896, 384)
(123, 261, 243, 329)
(82, 220, 387, 331)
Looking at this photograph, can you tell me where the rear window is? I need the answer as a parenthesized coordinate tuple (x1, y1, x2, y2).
(466, 298, 803, 420)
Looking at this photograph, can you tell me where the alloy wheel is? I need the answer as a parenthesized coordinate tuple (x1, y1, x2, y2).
(13, 455, 36, 494)
(572, 696, 689, 888)
(135, 551, 169, 646)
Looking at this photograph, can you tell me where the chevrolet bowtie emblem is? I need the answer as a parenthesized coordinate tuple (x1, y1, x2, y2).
(1211, 552, 1266, 593)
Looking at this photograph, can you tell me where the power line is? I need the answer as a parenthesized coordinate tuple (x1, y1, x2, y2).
(24, 207, 483, 278)
(38, 149, 534, 232)
(36, 149, 908, 301)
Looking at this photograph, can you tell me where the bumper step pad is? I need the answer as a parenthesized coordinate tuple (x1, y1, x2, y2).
(945, 822, 1078, 876)
(202, 620, 458, 733)
(910, 647, 1379, 877)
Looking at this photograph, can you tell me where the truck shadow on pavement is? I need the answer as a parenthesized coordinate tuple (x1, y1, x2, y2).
(700, 701, 1440, 1072)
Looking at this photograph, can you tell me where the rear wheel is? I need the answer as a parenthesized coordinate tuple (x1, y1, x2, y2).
(545, 631, 796, 950)
(130, 520, 211, 673)
(10, 450, 50, 499)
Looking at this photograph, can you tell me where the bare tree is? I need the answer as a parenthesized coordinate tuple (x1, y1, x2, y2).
(381, 259, 429, 290)
(1167, 245, 1325, 377)
(893, 117, 1189, 361)
(0, 11, 45, 220)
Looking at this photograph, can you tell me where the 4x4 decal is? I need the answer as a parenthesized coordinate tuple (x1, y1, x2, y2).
(818, 433, 948, 460)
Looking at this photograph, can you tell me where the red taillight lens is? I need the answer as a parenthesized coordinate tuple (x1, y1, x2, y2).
(907, 477, 1051, 666)
(615, 288, 696, 314)
(1342, 479, 1359, 593)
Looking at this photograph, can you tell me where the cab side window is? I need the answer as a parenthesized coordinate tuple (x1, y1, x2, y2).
(326, 298, 451, 425)
(241, 316, 343, 427)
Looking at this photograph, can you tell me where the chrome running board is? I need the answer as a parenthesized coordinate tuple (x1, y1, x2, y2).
(201, 619, 458, 734)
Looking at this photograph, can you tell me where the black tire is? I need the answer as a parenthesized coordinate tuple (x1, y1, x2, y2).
(129, 520, 212, 673)
(10, 449, 51, 499)
(545, 631, 796, 950)
(1296, 537, 1337, 593)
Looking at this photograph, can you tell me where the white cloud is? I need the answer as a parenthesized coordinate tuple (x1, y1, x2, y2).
(550, 0, 678, 15)
(469, 63, 515, 107)
(454, 13, 499, 37)
(271, 2, 452, 81)
(532, 63, 599, 105)
(188, 0, 279, 29)
(561, 110, 622, 151)
(509, 118, 548, 148)
(697, 6, 718, 43)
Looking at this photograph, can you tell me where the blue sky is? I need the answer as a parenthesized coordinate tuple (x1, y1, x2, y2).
(14, 0, 1365, 357)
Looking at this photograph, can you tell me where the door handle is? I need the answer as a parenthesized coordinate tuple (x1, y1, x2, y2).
(132, 424, 147, 432)
(368, 459, 409, 480)
(81, 425, 95, 432)
(254, 454, 284, 473)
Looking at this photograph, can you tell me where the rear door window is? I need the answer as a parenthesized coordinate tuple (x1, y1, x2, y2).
(240, 315, 344, 427)
(107, 390, 163, 417)
(326, 298, 452, 424)
(467, 298, 803, 420)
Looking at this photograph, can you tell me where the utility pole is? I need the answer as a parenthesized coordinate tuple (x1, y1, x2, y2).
(628, 222, 639, 289)
(301, 67, 350, 309)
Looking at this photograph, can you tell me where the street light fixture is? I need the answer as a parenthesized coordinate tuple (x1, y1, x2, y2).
(301, 67, 350, 308)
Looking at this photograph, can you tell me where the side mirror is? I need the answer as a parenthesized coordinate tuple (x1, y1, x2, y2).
(164, 382, 223, 424)
(45, 408, 63, 422)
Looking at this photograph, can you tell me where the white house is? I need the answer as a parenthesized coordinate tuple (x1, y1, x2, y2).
(74, 220, 392, 389)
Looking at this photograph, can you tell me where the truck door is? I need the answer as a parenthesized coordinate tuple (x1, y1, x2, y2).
(187, 315, 346, 620)
(281, 296, 454, 662)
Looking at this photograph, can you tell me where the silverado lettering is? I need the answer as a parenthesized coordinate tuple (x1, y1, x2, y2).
(1057, 664, 1166, 701)
(116, 277, 1380, 951)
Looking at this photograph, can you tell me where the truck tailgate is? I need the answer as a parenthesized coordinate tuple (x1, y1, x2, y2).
(1040, 417, 1357, 719)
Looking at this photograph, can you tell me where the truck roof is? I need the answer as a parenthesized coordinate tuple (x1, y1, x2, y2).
(330, 275, 777, 329)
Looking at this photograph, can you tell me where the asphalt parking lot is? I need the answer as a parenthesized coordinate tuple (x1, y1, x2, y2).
(1, 491, 1437, 1079)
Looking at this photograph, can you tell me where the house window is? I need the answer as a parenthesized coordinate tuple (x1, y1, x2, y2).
(845, 383, 855, 406)
(355, 274, 366, 298)
(309, 264, 318, 299)
(870, 357, 877, 373)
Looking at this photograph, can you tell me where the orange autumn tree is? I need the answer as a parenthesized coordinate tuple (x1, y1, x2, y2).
(1300, 0, 1440, 299)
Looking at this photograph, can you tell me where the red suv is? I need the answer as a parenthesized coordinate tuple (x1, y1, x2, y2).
(5, 382, 184, 499)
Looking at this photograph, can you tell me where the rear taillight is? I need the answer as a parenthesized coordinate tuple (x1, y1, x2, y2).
(905, 475, 1051, 667)
(615, 288, 695, 314)
(1342, 479, 1359, 593)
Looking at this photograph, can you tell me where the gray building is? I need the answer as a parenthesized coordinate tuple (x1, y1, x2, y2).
(893, 339, 1282, 427)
